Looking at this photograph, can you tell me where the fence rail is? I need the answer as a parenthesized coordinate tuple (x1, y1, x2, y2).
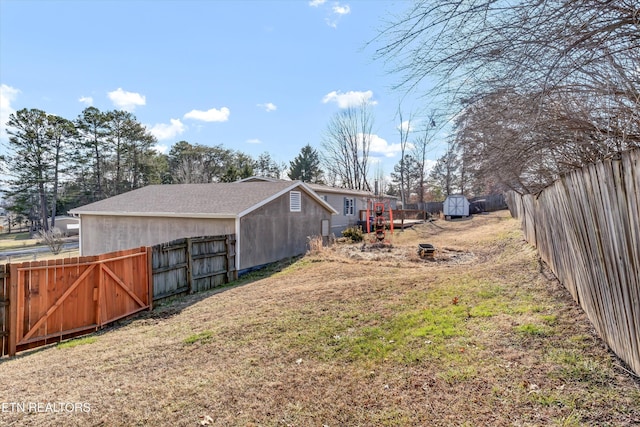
(1, 234, 237, 357)
(506, 148, 640, 376)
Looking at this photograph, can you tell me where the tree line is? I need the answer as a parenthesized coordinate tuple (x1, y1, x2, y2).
(2, 100, 484, 234)
(0, 106, 326, 233)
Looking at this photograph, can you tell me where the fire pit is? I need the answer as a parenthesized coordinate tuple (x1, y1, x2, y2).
(417, 243, 436, 259)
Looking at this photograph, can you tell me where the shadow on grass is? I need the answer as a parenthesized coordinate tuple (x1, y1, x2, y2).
(91, 255, 301, 332)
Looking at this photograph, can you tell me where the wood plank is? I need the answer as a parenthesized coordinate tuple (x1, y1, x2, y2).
(8, 263, 18, 356)
(186, 237, 193, 294)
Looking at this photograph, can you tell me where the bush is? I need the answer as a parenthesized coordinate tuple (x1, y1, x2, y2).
(307, 235, 324, 255)
(342, 227, 364, 242)
(37, 228, 65, 254)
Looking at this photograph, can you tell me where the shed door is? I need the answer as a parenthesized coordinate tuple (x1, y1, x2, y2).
(447, 197, 465, 215)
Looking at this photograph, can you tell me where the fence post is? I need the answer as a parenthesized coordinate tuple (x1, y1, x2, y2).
(146, 247, 153, 311)
(8, 263, 17, 357)
(225, 235, 236, 282)
(186, 237, 193, 294)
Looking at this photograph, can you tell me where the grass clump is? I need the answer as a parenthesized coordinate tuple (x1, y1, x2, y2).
(57, 336, 98, 349)
(515, 323, 551, 336)
(184, 330, 213, 345)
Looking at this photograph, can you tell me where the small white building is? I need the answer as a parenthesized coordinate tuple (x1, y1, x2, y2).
(443, 195, 470, 218)
(50, 215, 80, 236)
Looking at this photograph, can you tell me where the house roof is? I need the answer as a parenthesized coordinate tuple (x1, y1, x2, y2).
(69, 181, 337, 218)
(239, 176, 398, 199)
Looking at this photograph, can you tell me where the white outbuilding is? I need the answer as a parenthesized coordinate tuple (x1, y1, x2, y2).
(443, 195, 470, 218)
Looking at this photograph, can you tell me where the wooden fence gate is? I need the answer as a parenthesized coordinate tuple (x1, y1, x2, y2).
(7, 247, 151, 356)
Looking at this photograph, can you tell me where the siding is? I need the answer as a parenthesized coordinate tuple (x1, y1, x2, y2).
(80, 215, 235, 256)
(239, 190, 331, 270)
(319, 193, 368, 235)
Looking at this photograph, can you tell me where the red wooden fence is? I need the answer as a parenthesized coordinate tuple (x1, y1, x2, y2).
(5, 247, 151, 356)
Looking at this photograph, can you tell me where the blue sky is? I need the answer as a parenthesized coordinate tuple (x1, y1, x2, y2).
(0, 0, 442, 179)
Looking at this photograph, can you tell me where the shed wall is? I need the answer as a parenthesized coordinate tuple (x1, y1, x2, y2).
(240, 191, 331, 270)
(79, 215, 235, 256)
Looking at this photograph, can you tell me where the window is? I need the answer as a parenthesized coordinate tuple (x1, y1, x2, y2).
(290, 191, 301, 212)
(343, 197, 354, 216)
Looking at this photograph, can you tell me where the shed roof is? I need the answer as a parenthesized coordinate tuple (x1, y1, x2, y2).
(69, 181, 337, 218)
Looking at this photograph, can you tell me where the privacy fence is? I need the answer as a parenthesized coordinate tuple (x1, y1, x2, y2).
(0, 234, 236, 357)
(506, 149, 639, 376)
(406, 193, 508, 215)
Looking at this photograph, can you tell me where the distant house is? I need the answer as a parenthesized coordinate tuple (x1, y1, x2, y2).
(306, 184, 398, 235)
(69, 181, 337, 272)
(239, 177, 398, 236)
(50, 215, 80, 236)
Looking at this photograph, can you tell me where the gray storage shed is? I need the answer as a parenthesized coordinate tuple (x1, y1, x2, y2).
(443, 195, 470, 218)
(69, 181, 337, 272)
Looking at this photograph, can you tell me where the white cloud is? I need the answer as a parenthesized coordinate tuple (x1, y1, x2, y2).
(333, 3, 350, 15)
(184, 107, 230, 122)
(149, 118, 185, 140)
(310, 0, 349, 27)
(368, 134, 404, 158)
(78, 96, 93, 106)
(398, 120, 414, 132)
(325, 2, 350, 27)
(154, 143, 169, 154)
(322, 90, 377, 108)
(107, 88, 146, 111)
(0, 84, 20, 140)
(257, 102, 277, 112)
(246, 138, 262, 144)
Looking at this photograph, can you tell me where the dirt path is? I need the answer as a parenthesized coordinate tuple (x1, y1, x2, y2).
(1, 211, 638, 426)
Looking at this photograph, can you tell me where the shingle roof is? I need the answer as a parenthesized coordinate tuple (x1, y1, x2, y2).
(69, 181, 335, 217)
(240, 176, 397, 199)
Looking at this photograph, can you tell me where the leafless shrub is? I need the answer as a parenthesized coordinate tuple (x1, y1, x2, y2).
(37, 228, 65, 254)
(307, 235, 325, 255)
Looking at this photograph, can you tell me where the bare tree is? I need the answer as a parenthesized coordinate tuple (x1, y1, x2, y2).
(396, 106, 414, 207)
(321, 101, 374, 191)
(412, 114, 436, 204)
(374, 0, 640, 193)
(174, 158, 209, 184)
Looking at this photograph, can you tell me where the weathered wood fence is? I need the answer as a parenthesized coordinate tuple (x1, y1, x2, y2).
(506, 149, 640, 375)
(152, 235, 237, 301)
(0, 234, 237, 358)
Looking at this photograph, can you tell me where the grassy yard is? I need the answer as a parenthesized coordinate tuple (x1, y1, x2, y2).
(0, 211, 638, 426)
(0, 232, 40, 249)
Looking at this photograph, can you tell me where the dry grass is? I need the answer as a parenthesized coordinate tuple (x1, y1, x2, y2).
(1, 211, 638, 426)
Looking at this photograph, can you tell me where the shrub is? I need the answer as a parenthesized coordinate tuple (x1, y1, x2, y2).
(342, 227, 364, 242)
(37, 228, 65, 254)
(307, 235, 324, 255)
